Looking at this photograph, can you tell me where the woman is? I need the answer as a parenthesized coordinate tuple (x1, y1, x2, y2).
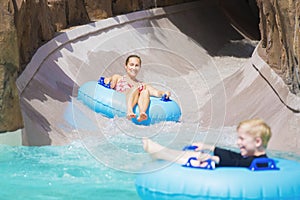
(104, 55, 171, 122)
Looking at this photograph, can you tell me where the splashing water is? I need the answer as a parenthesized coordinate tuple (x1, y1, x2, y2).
(1, 121, 300, 200)
(0, 142, 138, 200)
(0, 116, 237, 200)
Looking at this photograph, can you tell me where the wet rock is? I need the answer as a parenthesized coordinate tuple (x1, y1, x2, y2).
(257, 0, 300, 95)
(0, 0, 23, 132)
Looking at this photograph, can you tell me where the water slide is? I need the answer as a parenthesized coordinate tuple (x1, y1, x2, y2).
(17, 0, 300, 154)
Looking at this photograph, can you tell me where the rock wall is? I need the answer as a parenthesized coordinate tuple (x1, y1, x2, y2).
(257, 0, 300, 95)
(0, 0, 23, 132)
(15, 0, 111, 71)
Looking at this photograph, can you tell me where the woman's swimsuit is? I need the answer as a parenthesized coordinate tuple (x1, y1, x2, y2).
(115, 76, 133, 92)
(115, 76, 144, 93)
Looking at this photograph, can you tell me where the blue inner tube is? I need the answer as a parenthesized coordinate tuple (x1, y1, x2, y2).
(77, 81, 181, 125)
(135, 158, 300, 199)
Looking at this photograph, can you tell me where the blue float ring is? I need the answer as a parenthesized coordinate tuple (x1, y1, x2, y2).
(77, 81, 181, 125)
(135, 158, 300, 199)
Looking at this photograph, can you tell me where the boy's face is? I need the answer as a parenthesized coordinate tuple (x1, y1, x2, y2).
(236, 126, 260, 157)
(125, 57, 141, 78)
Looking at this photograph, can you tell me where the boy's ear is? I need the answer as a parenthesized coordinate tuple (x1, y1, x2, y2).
(255, 137, 263, 147)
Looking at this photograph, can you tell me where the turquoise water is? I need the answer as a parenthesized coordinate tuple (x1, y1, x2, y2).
(0, 122, 214, 200)
(1, 129, 300, 200)
(0, 142, 140, 200)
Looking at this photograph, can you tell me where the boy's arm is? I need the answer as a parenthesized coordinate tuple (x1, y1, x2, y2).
(192, 142, 216, 152)
(198, 153, 220, 165)
(210, 155, 220, 164)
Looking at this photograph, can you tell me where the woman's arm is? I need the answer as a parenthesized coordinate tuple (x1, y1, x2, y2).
(146, 84, 171, 98)
(105, 74, 121, 89)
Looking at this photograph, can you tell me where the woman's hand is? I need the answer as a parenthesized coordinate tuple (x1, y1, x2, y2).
(104, 77, 111, 85)
(105, 74, 121, 89)
(164, 91, 171, 99)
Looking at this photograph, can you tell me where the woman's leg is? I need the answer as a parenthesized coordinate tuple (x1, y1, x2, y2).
(126, 88, 139, 119)
(137, 89, 150, 122)
(143, 138, 199, 164)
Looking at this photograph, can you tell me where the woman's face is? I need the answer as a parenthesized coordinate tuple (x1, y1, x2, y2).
(236, 126, 258, 157)
(125, 57, 141, 78)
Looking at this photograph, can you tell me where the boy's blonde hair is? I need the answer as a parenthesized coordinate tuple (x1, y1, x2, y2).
(237, 118, 272, 148)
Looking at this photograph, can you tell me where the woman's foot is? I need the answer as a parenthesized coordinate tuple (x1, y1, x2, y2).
(127, 112, 136, 120)
(137, 112, 148, 122)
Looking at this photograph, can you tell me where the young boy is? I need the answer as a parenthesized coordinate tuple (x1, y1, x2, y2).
(104, 55, 171, 122)
(143, 118, 272, 168)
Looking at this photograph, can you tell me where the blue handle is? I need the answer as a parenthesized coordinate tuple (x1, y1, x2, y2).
(98, 77, 111, 89)
(182, 145, 198, 151)
(249, 158, 280, 171)
(182, 157, 215, 170)
(160, 94, 170, 102)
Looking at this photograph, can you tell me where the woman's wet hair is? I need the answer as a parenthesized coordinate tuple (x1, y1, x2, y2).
(125, 54, 141, 65)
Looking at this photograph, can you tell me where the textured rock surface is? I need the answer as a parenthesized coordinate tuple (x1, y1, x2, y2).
(0, 0, 23, 132)
(257, 0, 300, 95)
